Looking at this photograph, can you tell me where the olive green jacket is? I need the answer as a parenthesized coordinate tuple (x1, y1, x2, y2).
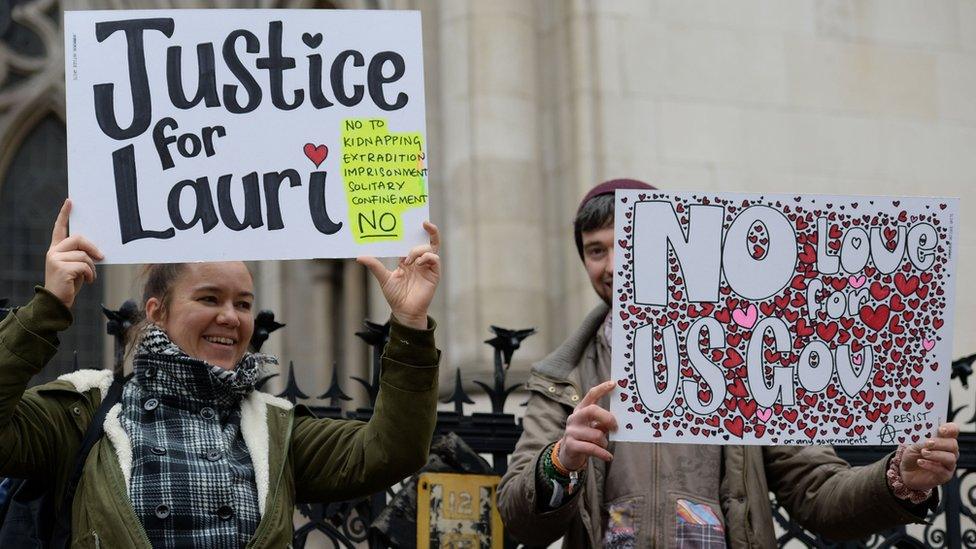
(0, 288, 440, 548)
(498, 304, 930, 548)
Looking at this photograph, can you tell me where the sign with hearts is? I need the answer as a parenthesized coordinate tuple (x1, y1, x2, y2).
(610, 191, 959, 445)
(64, 10, 429, 263)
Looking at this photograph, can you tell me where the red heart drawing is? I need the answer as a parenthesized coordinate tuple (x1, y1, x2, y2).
(304, 143, 328, 167)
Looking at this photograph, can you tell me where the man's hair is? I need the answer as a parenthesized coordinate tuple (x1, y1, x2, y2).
(574, 193, 615, 260)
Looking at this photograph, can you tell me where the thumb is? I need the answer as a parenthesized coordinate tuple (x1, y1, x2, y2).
(357, 256, 390, 286)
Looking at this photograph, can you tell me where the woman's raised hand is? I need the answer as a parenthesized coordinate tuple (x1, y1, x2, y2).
(44, 199, 104, 309)
(357, 221, 440, 330)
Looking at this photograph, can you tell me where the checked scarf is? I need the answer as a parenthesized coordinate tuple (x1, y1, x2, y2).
(120, 325, 278, 548)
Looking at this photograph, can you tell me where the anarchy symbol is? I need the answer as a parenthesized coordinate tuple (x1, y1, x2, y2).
(879, 424, 897, 444)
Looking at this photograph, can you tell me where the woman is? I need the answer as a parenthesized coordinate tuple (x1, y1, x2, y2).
(0, 199, 442, 547)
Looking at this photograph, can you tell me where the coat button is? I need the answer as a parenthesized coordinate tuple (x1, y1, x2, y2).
(205, 450, 222, 462)
(548, 386, 556, 393)
(216, 505, 234, 520)
(155, 504, 170, 519)
(72, 406, 82, 415)
(143, 398, 159, 411)
(145, 367, 156, 379)
(151, 446, 166, 456)
(570, 395, 580, 402)
(200, 407, 216, 420)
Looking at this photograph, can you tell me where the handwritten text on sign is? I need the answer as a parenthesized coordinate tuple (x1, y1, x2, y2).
(64, 10, 429, 263)
(611, 192, 959, 445)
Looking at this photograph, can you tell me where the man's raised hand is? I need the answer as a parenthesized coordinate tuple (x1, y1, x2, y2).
(557, 379, 620, 471)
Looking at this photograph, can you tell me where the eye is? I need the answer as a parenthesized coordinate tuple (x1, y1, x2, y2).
(586, 247, 606, 259)
(198, 295, 218, 305)
(236, 301, 253, 311)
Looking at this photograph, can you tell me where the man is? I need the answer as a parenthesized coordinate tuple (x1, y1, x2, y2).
(497, 179, 960, 548)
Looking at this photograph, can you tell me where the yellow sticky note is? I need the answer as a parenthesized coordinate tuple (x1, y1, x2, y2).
(340, 119, 427, 243)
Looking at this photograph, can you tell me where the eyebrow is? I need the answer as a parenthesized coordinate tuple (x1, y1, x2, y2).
(193, 285, 254, 298)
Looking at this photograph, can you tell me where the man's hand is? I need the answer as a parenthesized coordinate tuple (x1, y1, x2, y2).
(901, 422, 959, 491)
(44, 199, 104, 309)
(357, 221, 440, 330)
(557, 380, 619, 471)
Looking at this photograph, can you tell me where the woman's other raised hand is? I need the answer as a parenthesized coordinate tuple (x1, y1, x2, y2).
(44, 199, 104, 309)
(357, 221, 440, 330)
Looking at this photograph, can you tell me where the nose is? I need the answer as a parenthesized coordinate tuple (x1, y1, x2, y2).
(216, 303, 240, 328)
(605, 247, 615, 275)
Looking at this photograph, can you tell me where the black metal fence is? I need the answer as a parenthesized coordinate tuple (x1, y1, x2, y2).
(2, 300, 974, 548)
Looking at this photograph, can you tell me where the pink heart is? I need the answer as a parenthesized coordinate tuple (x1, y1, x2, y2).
(732, 304, 758, 330)
(756, 408, 772, 423)
(848, 274, 867, 288)
(922, 338, 936, 352)
(852, 354, 862, 365)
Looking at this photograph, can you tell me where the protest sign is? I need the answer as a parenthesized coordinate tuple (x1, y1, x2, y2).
(64, 10, 429, 263)
(610, 191, 959, 445)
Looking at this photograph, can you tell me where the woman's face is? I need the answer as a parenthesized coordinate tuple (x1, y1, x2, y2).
(146, 262, 255, 370)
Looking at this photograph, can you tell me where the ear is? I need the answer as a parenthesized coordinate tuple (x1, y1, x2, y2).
(145, 297, 164, 324)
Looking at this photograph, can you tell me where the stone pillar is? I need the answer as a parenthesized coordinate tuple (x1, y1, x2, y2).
(434, 0, 548, 385)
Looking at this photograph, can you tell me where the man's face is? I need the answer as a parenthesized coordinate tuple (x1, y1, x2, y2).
(581, 225, 614, 304)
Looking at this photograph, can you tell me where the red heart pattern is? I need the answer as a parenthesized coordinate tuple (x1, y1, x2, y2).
(613, 194, 954, 445)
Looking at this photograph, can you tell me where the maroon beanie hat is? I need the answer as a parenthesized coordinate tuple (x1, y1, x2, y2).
(576, 178, 657, 214)
(574, 178, 657, 259)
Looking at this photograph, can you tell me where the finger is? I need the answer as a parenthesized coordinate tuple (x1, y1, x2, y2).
(50, 199, 71, 248)
(564, 438, 612, 463)
(423, 221, 440, 253)
(936, 423, 959, 439)
(402, 243, 433, 266)
(413, 251, 440, 270)
(565, 426, 609, 448)
(920, 449, 958, 469)
(916, 458, 953, 475)
(65, 262, 95, 285)
(357, 256, 390, 286)
(55, 234, 104, 260)
(580, 380, 618, 408)
(573, 405, 618, 432)
(926, 438, 959, 456)
(52, 251, 98, 281)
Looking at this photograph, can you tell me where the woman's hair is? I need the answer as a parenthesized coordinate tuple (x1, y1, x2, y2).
(121, 263, 187, 363)
(141, 263, 187, 321)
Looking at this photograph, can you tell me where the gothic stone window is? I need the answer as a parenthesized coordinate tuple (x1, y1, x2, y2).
(0, 115, 106, 385)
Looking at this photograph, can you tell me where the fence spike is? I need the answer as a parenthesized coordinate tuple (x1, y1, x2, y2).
(251, 310, 286, 353)
(445, 369, 474, 414)
(276, 361, 309, 403)
(319, 362, 353, 407)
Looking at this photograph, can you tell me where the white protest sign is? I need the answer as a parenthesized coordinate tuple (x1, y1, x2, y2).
(611, 191, 959, 445)
(64, 10, 429, 263)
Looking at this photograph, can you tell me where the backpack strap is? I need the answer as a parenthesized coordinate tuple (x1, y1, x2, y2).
(50, 374, 127, 547)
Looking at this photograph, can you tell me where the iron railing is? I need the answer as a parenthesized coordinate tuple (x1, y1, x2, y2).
(1, 299, 973, 548)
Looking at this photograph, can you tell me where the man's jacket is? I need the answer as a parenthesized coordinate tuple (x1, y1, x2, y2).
(497, 303, 929, 548)
(0, 288, 439, 548)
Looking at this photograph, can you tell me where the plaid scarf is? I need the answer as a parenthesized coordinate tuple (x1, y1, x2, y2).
(119, 325, 276, 548)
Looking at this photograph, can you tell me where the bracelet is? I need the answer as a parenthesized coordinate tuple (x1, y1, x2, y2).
(551, 440, 574, 476)
(886, 445, 933, 505)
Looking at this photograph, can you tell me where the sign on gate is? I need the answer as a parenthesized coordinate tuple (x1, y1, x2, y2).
(417, 473, 503, 549)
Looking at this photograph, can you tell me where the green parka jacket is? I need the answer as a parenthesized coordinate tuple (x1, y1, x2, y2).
(0, 288, 440, 548)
